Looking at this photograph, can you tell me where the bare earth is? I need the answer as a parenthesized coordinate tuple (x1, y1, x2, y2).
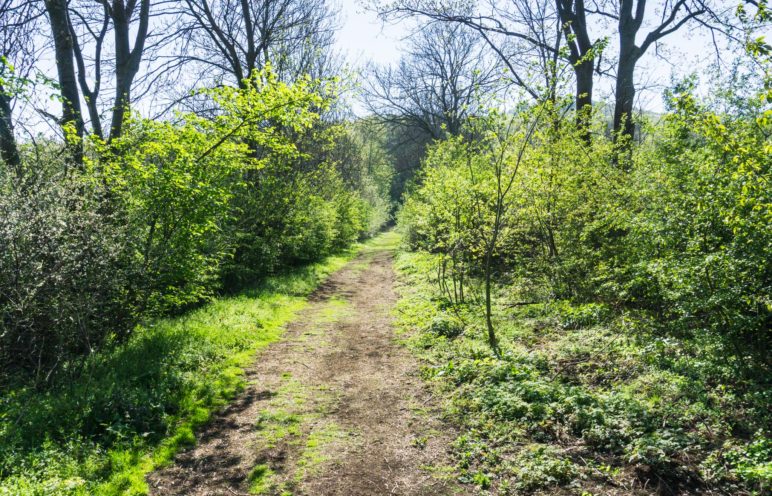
(147, 245, 470, 496)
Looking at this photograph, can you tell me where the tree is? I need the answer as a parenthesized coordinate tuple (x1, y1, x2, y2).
(69, 1, 109, 139)
(607, 0, 727, 144)
(364, 22, 501, 139)
(45, 0, 85, 164)
(177, 0, 340, 88)
(374, 0, 603, 138)
(0, 0, 42, 169)
(66, 0, 151, 141)
(475, 111, 542, 355)
(556, 0, 601, 136)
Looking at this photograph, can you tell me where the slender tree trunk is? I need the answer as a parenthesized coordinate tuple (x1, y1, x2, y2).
(45, 0, 84, 165)
(0, 92, 20, 170)
(483, 247, 499, 355)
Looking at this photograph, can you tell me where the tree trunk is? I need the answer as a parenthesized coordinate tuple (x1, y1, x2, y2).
(574, 59, 594, 142)
(483, 247, 500, 356)
(0, 92, 20, 170)
(110, 8, 132, 141)
(45, 0, 84, 165)
(557, 0, 595, 141)
(612, 38, 640, 168)
(613, 51, 637, 142)
(110, 77, 131, 141)
(613, 6, 642, 150)
(108, 0, 150, 141)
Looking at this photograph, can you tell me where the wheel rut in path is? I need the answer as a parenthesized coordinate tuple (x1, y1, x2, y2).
(148, 245, 470, 495)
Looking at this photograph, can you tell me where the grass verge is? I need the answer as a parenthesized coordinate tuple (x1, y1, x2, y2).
(0, 241, 369, 495)
(394, 246, 770, 495)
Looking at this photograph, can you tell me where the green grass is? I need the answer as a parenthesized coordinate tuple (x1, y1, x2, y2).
(246, 331, 350, 493)
(294, 422, 346, 481)
(316, 296, 353, 324)
(0, 237, 375, 495)
(248, 464, 275, 494)
(394, 247, 771, 495)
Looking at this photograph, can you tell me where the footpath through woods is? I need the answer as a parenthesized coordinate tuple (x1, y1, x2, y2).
(147, 234, 469, 495)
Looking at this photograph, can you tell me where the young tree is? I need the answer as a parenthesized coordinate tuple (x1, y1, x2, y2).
(475, 111, 542, 355)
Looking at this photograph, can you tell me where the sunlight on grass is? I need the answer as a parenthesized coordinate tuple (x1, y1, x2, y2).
(0, 232, 396, 495)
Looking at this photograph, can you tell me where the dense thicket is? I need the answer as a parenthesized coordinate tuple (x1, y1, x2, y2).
(401, 86, 770, 369)
(0, 68, 393, 379)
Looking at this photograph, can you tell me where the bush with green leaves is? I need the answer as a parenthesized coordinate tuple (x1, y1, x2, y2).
(400, 89, 770, 368)
(0, 66, 393, 376)
(397, 87, 770, 493)
(0, 158, 136, 377)
(619, 92, 771, 366)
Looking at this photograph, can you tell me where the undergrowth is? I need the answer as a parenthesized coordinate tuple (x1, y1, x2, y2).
(394, 249, 771, 495)
(0, 242, 367, 495)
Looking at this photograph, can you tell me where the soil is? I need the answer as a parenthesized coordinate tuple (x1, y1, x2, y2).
(147, 245, 470, 496)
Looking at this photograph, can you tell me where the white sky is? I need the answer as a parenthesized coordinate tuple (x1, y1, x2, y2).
(336, 0, 405, 67)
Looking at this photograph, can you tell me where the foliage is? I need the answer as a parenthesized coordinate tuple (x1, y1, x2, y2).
(0, 241, 362, 495)
(0, 154, 136, 373)
(0, 67, 392, 377)
(394, 249, 771, 494)
(0, 64, 393, 492)
(399, 91, 770, 368)
(396, 86, 770, 493)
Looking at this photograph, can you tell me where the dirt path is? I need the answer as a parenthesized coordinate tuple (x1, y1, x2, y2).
(148, 242, 469, 496)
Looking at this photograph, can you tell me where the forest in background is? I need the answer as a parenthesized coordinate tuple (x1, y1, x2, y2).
(0, 0, 770, 494)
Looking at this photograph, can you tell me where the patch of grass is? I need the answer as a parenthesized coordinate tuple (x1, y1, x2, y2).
(253, 375, 314, 450)
(394, 247, 771, 495)
(247, 364, 349, 492)
(256, 410, 304, 448)
(294, 422, 347, 481)
(316, 296, 353, 324)
(248, 464, 275, 494)
(0, 234, 396, 495)
(362, 229, 401, 252)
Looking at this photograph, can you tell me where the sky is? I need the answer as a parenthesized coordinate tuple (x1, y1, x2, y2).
(332, 0, 758, 114)
(14, 0, 764, 138)
(335, 0, 405, 68)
